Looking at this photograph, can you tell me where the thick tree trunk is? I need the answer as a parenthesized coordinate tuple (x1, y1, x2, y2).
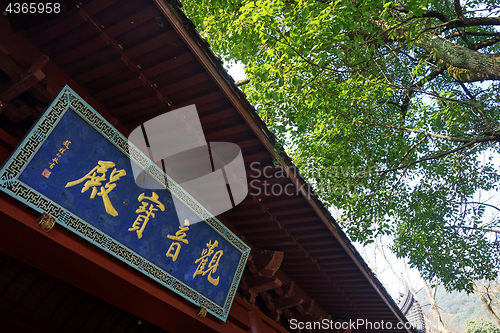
(369, 8, 500, 83)
(418, 34, 500, 82)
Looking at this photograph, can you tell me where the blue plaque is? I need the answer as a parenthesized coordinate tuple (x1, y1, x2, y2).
(0, 86, 250, 321)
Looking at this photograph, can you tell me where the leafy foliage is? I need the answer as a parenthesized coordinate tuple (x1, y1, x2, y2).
(181, 0, 500, 292)
(465, 319, 500, 333)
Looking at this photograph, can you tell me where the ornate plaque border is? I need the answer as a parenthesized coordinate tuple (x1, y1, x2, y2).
(0, 86, 250, 322)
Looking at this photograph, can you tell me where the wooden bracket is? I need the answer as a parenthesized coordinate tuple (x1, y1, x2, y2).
(195, 305, 207, 318)
(251, 249, 284, 277)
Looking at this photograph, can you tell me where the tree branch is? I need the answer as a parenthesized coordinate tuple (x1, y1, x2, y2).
(422, 276, 452, 333)
(354, 119, 500, 143)
(235, 78, 250, 86)
(454, 0, 465, 20)
(391, 6, 450, 23)
(445, 17, 500, 29)
(394, 135, 428, 168)
(446, 225, 500, 234)
(473, 280, 500, 326)
(401, 64, 447, 117)
(456, 82, 490, 125)
(451, 201, 500, 213)
(417, 34, 500, 82)
(356, 137, 496, 176)
(446, 31, 500, 39)
(368, 8, 500, 82)
(473, 35, 500, 51)
(422, 10, 450, 23)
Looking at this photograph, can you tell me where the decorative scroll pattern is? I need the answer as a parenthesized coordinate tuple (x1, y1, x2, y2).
(101, 237, 112, 249)
(13, 183, 61, 217)
(225, 282, 239, 313)
(147, 163, 166, 186)
(3, 95, 66, 178)
(39, 97, 67, 132)
(225, 230, 249, 252)
(128, 145, 150, 170)
(58, 210, 70, 224)
(63, 91, 74, 104)
(176, 190, 206, 219)
(0, 86, 249, 322)
(71, 98, 113, 138)
(0, 173, 16, 188)
(31, 129, 46, 142)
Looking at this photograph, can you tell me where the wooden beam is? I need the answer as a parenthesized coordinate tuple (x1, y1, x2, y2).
(299, 300, 315, 314)
(103, 4, 159, 38)
(246, 276, 282, 294)
(73, 54, 129, 83)
(2, 100, 34, 123)
(274, 281, 295, 299)
(250, 249, 284, 278)
(124, 30, 178, 59)
(0, 55, 49, 113)
(271, 207, 314, 216)
(25, 9, 88, 45)
(94, 75, 148, 101)
(158, 72, 211, 95)
(52, 35, 110, 66)
(0, 52, 21, 78)
(272, 295, 303, 311)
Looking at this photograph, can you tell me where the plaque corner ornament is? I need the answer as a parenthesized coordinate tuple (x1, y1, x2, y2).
(196, 305, 208, 318)
(36, 212, 56, 232)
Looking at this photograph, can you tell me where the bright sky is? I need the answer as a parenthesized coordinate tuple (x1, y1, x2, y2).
(227, 61, 246, 81)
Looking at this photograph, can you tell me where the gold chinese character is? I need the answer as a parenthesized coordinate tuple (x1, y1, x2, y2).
(128, 192, 165, 239)
(165, 219, 190, 261)
(65, 161, 126, 217)
(52, 157, 58, 164)
(63, 140, 71, 149)
(193, 240, 223, 286)
(166, 242, 181, 261)
(167, 226, 189, 244)
(59, 148, 66, 154)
